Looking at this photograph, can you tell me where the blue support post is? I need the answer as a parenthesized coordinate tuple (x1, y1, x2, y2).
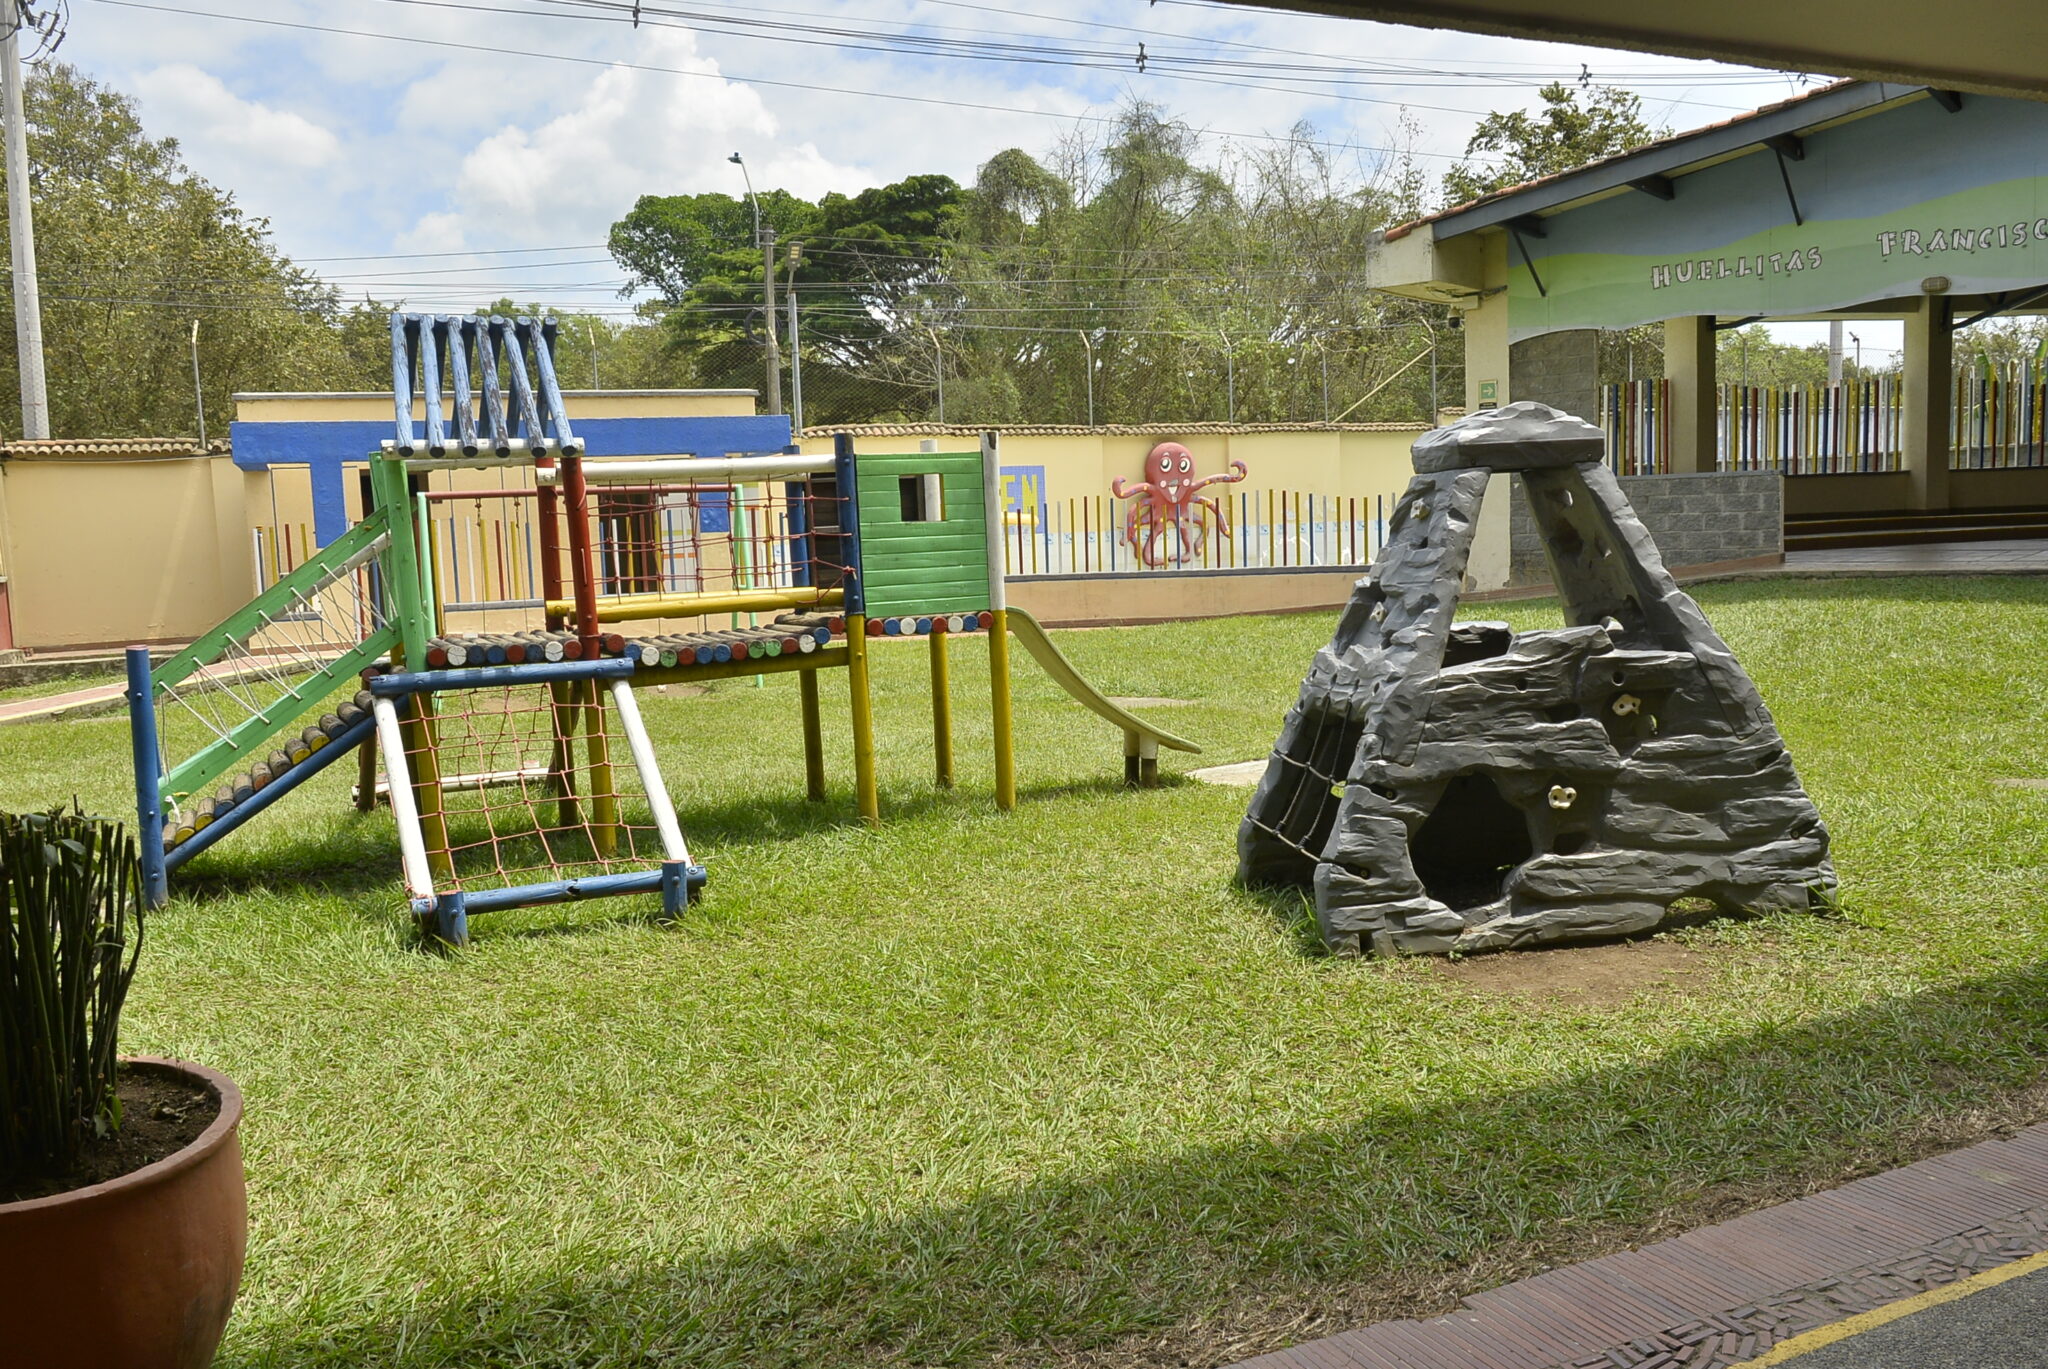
(832, 432, 865, 614)
(785, 460, 813, 588)
(659, 859, 708, 915)
(429, 891, 469, 947)
(390, 314, 416, 454)
(125, 647, 169, 908)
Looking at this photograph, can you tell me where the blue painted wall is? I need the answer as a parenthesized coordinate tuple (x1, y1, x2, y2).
(228, 414, 794, 545)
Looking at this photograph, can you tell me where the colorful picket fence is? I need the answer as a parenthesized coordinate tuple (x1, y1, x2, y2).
(1952, 360, 2048, 469)
(1601, 379, 1671, 475)
(1717, 379, 1904, 474)
(999, 489, 1393, 576)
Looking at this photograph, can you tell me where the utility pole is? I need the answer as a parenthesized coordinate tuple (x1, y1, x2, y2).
(786, 241, 803, 434)
(761, 223, 781, 415)
(1220, 331, 1235, 423)
(1076, 330, 1094, 426)
(1828, 318, 1844, 385)
(3, 0, 48, 439)
(189, 320, 205, 446)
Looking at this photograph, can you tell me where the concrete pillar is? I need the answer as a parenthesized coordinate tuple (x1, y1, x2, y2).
(1663, 316, 1718, 474)
(1451, 233, 1516, 592)
(1459, 234, 1510, 414)
(1902, 295, 1953, 511)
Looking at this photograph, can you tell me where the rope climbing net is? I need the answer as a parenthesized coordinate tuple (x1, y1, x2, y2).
(367, 659, 702, 942)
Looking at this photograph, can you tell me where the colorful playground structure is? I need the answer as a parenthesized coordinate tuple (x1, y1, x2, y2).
(126, 313, 1195, 942)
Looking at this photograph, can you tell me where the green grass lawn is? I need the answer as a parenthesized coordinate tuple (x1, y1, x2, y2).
(4, 576, 2047, 1368)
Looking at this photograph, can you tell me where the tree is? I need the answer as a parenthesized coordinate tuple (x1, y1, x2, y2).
(0, 64, 350, 437)
(935, 102, 1448, 426)
(1717, 325, 1838, 388)
(1443, 83, 1660, 206)
(608, 174, 963, 422)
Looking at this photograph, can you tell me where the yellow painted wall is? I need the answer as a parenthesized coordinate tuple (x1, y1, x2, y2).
(798, 426, 1426, 514)
(0, 450, 238, 649)
(0, 413, 1460, 651)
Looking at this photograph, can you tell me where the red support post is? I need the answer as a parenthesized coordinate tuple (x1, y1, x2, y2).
(560, 453, 602, 657)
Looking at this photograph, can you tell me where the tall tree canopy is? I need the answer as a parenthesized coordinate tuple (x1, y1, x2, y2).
(1442, 83, 1660, 205)
(609, 174, 961, 423)
(0, 64, 351, 438)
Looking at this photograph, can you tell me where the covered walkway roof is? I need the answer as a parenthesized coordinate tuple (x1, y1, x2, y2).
(1217, 1, 2048, 102)
(1363, 81, 2048, 341)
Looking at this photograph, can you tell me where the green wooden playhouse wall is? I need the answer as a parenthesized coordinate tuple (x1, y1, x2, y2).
(855, 450, 993, 618)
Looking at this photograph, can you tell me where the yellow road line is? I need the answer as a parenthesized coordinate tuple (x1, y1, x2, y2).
(1726, 1247, 2048, 1366)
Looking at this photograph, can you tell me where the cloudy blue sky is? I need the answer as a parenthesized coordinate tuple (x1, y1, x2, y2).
(55, 0, 1891, 355)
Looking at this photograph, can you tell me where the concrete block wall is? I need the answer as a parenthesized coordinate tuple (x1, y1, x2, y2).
(1508, 329, 1599, 424)
(1509, 470, 1783, 586)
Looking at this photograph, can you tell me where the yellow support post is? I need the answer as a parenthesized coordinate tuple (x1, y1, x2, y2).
(929, 629, 953, 788)
(988, 609, 1016, 811)
(979, 431, 1017, 813)
(799, 666, 827, 802)
(847, 616, 880, 825)
(584, 676, 619, 857)
(548, 679, 581, 830)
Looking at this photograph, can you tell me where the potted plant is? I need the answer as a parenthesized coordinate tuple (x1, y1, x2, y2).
(0, 806, 247, 1369)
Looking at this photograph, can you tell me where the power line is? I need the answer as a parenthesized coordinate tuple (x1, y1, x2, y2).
(83, 0, 1472, 161)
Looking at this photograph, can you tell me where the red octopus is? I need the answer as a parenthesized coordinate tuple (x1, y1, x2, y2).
(1110, 443, 1248, 567)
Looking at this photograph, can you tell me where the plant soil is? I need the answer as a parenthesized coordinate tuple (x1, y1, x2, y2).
(1, 1067, 217, 1204)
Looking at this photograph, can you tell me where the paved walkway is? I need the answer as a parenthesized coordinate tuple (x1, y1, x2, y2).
(0, 655, 281, 725)
(1234, 1122, 2048, 1369)
(1782, 536, 2048, 575)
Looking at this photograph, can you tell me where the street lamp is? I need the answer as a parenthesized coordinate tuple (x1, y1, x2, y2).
(728, 151, 782, 415)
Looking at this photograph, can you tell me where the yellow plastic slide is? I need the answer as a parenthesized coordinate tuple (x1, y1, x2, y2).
(1005, 608, 1199, 782)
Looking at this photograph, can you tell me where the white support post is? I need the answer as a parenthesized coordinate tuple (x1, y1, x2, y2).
(606, 678, 691, 865)
(372, 696, 438, 906)
(981, 431, 1006, 612)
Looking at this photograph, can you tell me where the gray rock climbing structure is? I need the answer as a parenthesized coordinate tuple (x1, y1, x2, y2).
(1239, 402, 1833, 956)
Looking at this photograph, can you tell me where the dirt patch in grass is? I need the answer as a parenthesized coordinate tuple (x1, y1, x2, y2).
(1043, 1076, 2048, 1369)
(1430, 937, 1710, 1009)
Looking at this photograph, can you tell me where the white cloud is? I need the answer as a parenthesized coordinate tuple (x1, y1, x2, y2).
(440, 30, 867, 249)
(131, 64, 341, 170)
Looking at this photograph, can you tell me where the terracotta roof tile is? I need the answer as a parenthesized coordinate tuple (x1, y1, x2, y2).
(0, 437, 227, 460)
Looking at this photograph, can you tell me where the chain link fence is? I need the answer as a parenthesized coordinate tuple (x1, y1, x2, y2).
(774, 325, 1466, 431)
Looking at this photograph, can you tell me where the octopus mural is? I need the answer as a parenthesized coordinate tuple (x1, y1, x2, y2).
(1110, 442, 1249, 567)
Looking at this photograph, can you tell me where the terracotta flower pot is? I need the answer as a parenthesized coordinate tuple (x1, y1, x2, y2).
(0, 1057, 248, 1369)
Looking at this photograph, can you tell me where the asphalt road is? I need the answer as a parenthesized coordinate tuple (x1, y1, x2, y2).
(1780, 1266, 2048, 1367)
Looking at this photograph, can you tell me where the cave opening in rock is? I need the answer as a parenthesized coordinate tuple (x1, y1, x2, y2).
(1409, 771, 1534, 911)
